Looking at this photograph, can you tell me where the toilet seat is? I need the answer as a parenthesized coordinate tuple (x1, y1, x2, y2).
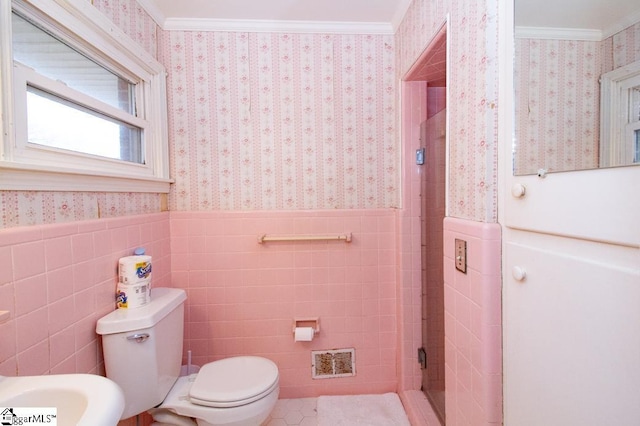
(189, 356, 279, 408)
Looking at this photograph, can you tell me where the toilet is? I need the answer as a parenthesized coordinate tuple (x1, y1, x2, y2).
(96, 288, 279, 426)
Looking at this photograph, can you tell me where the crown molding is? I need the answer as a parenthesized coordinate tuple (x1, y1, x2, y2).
(136, 0, 402, 35)
(515, 26, 602, 41)
(161, 17, 394, 34)
(516, 7, 640, 42)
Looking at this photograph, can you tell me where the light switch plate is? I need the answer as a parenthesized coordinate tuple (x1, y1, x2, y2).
(455, 238, 467, 273)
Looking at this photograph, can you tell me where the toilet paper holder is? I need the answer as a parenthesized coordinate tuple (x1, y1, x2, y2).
(292, 318, 320, 335)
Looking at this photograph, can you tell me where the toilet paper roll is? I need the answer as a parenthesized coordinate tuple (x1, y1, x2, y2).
(116, 281, 150, 309)
(294, 327, 315, 342)
(118, 255, 152, 284)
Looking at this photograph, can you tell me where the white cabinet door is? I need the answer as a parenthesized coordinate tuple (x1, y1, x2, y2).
(503, 237, 640, 425)
(500, 1, 640, 424)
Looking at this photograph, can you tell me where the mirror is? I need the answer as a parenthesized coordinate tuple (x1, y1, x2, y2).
(514, 0, 640, 175)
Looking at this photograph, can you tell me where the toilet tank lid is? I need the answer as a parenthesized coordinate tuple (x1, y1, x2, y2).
(96, 287, 186, 335)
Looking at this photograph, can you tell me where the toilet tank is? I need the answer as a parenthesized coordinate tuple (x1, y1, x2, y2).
(96, 287, 187, 420)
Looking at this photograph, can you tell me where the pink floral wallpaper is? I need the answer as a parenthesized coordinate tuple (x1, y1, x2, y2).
(160, 31, 397, 211)
(0, 192, 162, 228)
(611, 21, 640, 69)
(396, 0, 500, 223)
(514, 38, 601, 175)
(91, 0, 158, 57)
(514, 22, 640, 175)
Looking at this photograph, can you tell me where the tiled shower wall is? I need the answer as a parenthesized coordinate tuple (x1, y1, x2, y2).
(0, 213, 171, 376)
(170, 209, 398, 398)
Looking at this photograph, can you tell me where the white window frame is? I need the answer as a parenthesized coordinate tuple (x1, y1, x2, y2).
(0, 0, 171, 192)
(600, 59, 640, 168)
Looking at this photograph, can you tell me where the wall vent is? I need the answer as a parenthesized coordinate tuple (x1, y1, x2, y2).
(311, 348, 356, 379)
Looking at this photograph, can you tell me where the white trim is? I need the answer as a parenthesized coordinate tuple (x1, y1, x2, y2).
(1, 0, 170, 192)
(162, 17, 394, 34)
(516, 7, 640, 42)
(445, 15, 451, 219)
(599, 60, 640, 167)
(515, 26, 602, 41)
(498, 0, 514, 231)
(0, 161, 171, 192)
(0, 3, 14, 151)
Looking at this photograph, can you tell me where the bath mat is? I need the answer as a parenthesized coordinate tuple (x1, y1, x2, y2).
(317, 393, 411, 426)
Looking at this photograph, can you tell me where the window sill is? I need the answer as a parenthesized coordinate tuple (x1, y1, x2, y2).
(0, 162, 172, 193)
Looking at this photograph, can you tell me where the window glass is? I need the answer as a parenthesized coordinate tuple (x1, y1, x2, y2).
(629, 86, 640, 163)
(12, 12, 135, 113)
(26, 86, 143, 163)
(12, 11, 144, 165)
(634, 130, 639, 163)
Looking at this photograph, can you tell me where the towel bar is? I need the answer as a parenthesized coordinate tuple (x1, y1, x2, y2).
(257, 233, 352, 244)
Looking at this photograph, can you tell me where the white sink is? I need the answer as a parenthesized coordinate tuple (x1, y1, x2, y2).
(0, 373, 125, 426)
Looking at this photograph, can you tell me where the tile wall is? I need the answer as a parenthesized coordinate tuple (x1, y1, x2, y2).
(170, 209, 398, 398)
(443, 217, 502, 425)
(0, 213, 171, 376)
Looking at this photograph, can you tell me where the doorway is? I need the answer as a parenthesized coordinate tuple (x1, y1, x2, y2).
(403, 25, 447, 424)
(420, 104, 446, 423)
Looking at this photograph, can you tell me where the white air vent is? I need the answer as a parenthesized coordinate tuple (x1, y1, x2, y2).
(311, 348, 356, 379)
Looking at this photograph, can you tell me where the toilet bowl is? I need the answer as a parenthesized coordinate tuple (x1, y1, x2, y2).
(96, 288, 280, 426)
(150, 356, 279, 426)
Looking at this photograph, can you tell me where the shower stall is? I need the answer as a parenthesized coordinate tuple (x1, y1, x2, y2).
(419, 100, 447, 423)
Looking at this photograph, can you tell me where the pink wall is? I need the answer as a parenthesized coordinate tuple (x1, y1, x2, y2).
(0, 213, 171, 376)
(396, 0, 500, 224)
(1, 2, 507, 426)
(609, 21, 640, 68)
(443, 218, 501, 425)
(427, 87, 446, 118)
(169, 210, 397, 398)
(159, 31, 397, 211)
(0, 192, 163, 229)
(514, 38, 602, 174)
(91, 0, 158, 57)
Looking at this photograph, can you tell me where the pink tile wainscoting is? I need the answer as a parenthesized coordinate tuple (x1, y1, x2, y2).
(170, 210, 398, 399)
(0, 213, 171, 376)
(443, 217, 502, 426)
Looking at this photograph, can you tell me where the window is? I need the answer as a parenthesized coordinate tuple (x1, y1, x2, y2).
(600, 59, 640, 168)
(0, 0, 170, 192)
(629, 85, 640, 163)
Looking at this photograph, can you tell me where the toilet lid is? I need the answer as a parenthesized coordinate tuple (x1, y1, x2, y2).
(189, 356, 279, 408)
